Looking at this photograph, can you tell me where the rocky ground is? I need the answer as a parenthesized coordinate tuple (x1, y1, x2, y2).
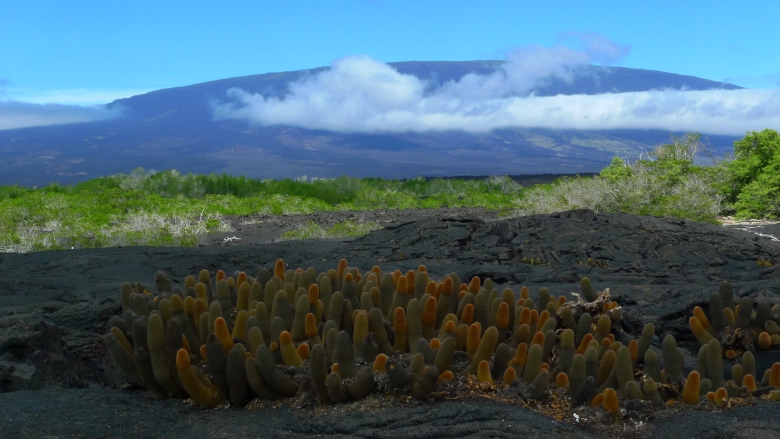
(2, 207, 780, 438)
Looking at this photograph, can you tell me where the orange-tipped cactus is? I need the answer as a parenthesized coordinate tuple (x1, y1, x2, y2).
(496, 302, 509, 331)
(461, 304, 475, 325)
(352, 311, 368, 347)
(466, 323, 481, 360)
(280, 331, 303, 367)
(308, 284, 319, 306)
(429, 338, 441, 350)
(297, 343, 310, 360)
(468, 276, 480, 294)
(232, 310, 248, 340)
(714, 387, 727, 406)
(591, 393, 605, 407)
(216, 270, 225, 283)
(759, 332, 772, 350)
(373, 353, 388, 372)
(195, 283, 208, 304)
(183, 295, 195, 314)
(477, 360, 493, 384)
(503, 367, 517, 386)
(406, 270, 415, 292)
(770, 363, 780, 387)
(393, 307, 408, 352)
(396, 276, 408, 295)
(337, 259, 347, 279)
(531, 331, 545, 347)
(425, 281, 437, 297)
(743, 374, 757, 392)
(597, 350, 616, 386)
(176, 348, 219, 408)
(537, 310, 550, 332)
(443, 319, 458, 338)
(214, 317, 234, 353)
(682, 371, 700, 404)
(513, 323, 530, 346)
(529, 309, 539, 327)
(181, 335, 191, 356)
(556, 372, 569, 388)
(519, 307, 531, 326)
(305, 313, 320, 343)
(690, 317, 714, 345)
(438, 370, 454, 382)
(110, 327, 133, 355)
(511, 343, 528, 369)
(237, 271, 247, 288)
(576, 333, 594, 355)
(520, 286, 529, 300)
(392, 270, 402, 286)
(628, 339, 638, 363)
(237, 283, 250, 311)
(274, 259, 286, 279)
(603, 389, 619, 414)
(692, 306, 712, 332)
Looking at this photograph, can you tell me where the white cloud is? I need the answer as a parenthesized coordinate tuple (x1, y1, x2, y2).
(6, 87, 151, 106)
(0, 101, 123, 131)
(212, 37, 779, 136)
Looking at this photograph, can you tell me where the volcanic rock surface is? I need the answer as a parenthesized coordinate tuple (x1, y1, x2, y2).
(2, 208, 780, 438)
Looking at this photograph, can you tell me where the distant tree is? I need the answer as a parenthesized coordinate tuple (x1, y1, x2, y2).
(718, 129, 780, 219)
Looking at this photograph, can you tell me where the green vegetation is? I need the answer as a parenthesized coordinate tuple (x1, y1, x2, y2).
(717, 129, 780, 219)
(280, 220, 384, 241)
(0, 173, 523, 252)
(1, 129, 778, 252)
(516, 129, 780, 223)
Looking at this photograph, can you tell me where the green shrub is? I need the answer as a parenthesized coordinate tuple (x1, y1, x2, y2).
(716, 129, 780, 219)
(280, 221, 382, 240)
(512, 132, 724, 223)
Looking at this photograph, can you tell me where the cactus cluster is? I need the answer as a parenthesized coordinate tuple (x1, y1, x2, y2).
(689, 280, 780, 358)
(105, 261, 780, 415)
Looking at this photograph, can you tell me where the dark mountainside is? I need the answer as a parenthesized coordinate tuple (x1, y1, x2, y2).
(0, 62, 742, 187)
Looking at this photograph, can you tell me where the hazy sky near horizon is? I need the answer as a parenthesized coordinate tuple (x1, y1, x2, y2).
(2, 0, 780, 106)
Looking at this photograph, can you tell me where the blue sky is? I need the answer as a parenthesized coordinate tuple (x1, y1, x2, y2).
(2, 0, 779, 106)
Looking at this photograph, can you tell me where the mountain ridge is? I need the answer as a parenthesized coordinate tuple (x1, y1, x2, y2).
(1, 61, 743, 187)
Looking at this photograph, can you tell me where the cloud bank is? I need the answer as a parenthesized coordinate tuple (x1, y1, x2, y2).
(0, 101, 123, 131)
(212, 36, 779, 136)
(6, 88, 152, 106)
